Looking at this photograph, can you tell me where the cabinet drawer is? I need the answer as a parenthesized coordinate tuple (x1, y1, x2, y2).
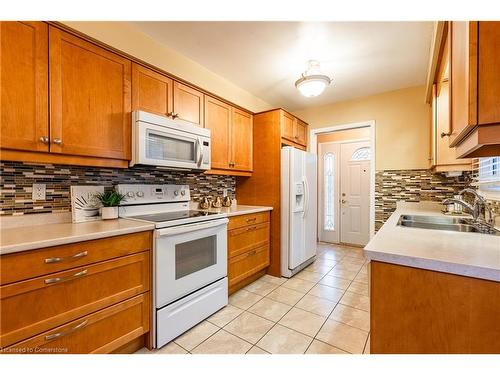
(0, 252, 150, 348)
(4, 293, 150, 354)
(0, 231, 152, 285)
(228, 211, 270, 230)
(228, 245, 270, 287)
(228, 222, 270, 258)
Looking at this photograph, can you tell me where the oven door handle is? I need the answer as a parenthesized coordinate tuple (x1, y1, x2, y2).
(156, 218, 229, 237)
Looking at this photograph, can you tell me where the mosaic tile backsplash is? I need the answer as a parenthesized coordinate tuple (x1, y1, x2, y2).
(0, 161, 235, 216)
(375, 169, 472, 231)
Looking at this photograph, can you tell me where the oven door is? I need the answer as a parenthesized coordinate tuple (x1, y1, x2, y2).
(155, 218, 228, 308)
(135, 121, 207, 170)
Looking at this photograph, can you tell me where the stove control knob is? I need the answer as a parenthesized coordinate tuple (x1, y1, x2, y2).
(180, 190, 186, 196)
(127, 191, 135, 198)
(136, 191, 144, 198)
(174, 190, 179, 196)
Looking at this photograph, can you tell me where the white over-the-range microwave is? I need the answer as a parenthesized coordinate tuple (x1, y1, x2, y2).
(131, 110, 211, 171)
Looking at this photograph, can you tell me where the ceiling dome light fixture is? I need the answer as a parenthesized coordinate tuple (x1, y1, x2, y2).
(295, 60, 331, 98)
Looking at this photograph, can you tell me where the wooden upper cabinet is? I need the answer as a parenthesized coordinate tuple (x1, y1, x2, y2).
(173, 81, 204, 127)
(477, 22, 500, 125)
(449, 21, 500, 156)
(49, 26, 132, 160)
(295, 119, 307, 146)
(132, 63, 173, 117)
(0, 21, 48, 152)
(231, 108, 253, 172)
(204, 95, 253, 174)
(279, 110, 308, 148)
(449, 21, 477, 145)
(281, 111, 295, 142)
(204, 96, 231, 170)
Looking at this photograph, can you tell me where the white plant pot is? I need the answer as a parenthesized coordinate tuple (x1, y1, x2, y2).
(101, 206, 118, 220)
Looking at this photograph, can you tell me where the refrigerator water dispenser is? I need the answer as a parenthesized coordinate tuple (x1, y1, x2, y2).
(293, 182, 305, 212)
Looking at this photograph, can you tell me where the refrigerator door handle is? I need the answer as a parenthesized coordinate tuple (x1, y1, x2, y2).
(302, 177, 309, 218)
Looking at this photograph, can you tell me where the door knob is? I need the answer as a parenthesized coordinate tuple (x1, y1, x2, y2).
(39, 136, 50, 144)
(53, 138, 62, 145)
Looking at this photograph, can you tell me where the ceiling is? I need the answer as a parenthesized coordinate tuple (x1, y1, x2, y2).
(131, 22, 433, 111)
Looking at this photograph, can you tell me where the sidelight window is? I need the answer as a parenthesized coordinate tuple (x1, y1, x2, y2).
(324, 152, 335, 231)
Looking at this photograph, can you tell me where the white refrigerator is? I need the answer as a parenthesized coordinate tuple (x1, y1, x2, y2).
(281, 147, 318, 278)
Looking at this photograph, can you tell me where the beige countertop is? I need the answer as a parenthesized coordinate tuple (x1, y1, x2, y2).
(364, 203, 500, 282)
(0, 205, 272, 255)
(0, 214, 155, 255)
(194, 204, 273, 217)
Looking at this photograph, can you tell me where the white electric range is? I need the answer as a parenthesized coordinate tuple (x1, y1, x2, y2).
(117, 184, 229, 349)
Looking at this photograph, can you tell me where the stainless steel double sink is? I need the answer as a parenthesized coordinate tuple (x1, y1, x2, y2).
(397, 214, 500, 236)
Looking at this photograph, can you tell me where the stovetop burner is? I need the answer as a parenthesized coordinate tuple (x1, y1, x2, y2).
(128, 210, 219, 223)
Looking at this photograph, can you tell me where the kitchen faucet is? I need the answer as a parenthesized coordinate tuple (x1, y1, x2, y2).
(443, 188, 493, 224)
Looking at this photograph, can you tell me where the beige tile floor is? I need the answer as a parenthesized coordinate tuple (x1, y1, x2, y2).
(136, 242, 370, 355)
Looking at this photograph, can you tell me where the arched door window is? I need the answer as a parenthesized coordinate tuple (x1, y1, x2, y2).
(351, 147, 371, 161)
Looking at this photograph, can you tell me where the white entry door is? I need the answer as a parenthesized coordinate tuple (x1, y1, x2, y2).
(340, 141, 371, 246)
(318, 142, 340, 243)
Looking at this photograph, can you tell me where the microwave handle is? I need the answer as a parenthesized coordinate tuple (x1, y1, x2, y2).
(156, 218, 228, 237)
(196, 137, 203, 167)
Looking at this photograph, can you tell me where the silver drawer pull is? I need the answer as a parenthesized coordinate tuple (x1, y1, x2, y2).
(247, 226, 258, 231)
(246, 218, 257, 223)
(44, 269, 88, 285)
(44, 257, 62, 264)
(45, 320, 88, 341)
(45, 251, 88, 264)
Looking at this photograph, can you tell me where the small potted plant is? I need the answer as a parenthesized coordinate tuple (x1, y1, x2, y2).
(95, 188, 126, 220)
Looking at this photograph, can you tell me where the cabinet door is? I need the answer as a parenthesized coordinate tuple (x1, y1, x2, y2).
(0, 21, 48, 152)
(204, 96, 231, 170)
(231, 108, 253, 171)
(449, 21, 477, 145)
(132, 63, 173, 117)
(478, 21, 500, 125)
(281, 111, 295, 142)
(436, 81, 470, 166)
(49, 27, 131, 160)
(173, 81, 204, 127)
(294, 119, 307, 146)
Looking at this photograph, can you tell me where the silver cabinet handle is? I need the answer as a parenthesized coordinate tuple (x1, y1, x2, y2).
(44, 269, 88, 285)
(39, 136, 50, 144)
(45, 320, 88, 341)
(53, 138, 62, 145)
(45, 251, 88, 264)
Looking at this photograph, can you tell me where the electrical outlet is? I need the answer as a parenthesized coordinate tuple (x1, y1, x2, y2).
(32, 184, 46, 201)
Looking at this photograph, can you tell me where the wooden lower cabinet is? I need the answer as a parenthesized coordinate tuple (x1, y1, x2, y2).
(229, 245, 269, 288)
(0, 231, 153, 354)
(227, 212, 270, 293)
(370, 261, 500, 354)
(5, 294, 149, 354)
